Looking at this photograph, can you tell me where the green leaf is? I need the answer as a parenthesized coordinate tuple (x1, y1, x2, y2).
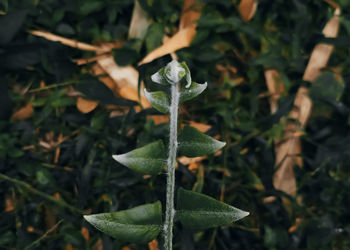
(84, 201, 162, 243)
(180, 61, 192, 88)
(145, 23, 165, 52)
(151, 60, 187, 85)
(0, 10, 27, 45)
(151, 66, 167, 85)
(112, 140, 166, 175)
(180, 82, 207, 103)
(177, 188, 249, 230)
(144, 89, 170, 113)
(309, 72, 344, 102)
(178, 126, 226, 157)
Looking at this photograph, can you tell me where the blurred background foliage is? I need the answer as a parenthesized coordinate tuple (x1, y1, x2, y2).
(1, 0, 350, 249)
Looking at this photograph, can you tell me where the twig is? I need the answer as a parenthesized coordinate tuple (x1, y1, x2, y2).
(28, 81, 76, 93)
(29, 30, 107, 52)
(0, 173, 82, 214)
(24, 220, 63, 250)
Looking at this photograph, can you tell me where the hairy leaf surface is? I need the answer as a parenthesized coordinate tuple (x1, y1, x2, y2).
(177, 188, 249, 230)
(84, 201, 162, 243)
(113, 140, 166, 175)
(178, 126, 225, 157)
(180, 82, 207, 103)
(144, 89, 170, 113)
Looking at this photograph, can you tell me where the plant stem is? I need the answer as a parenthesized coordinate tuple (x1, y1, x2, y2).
(164, 82, 180, 250)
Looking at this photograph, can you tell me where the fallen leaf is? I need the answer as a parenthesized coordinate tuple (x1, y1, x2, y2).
(29, 30, 108, 53)
(288, 218, 303, 233)
(139, 28, 197, 65)
(11, 103, 33, 121)
(76, 97, 99, 114)
(93, 238, 103, 250)
(188, 121, 211, 133)
(65, 244, 77, 250)
(96, 56, 150, 107)
(178, 155, 206, 165)
(238, 0, 258, 22)
(179, 0, 201, 29)
(269, 3, 340, 197)
(119, 86, 149, 108)
(303, 7, 340, 82)
(5, 195, 15, 212)
(81, 227, 89, 242)
(148, 239, 159, 250)
(128, 0, 152, 40)
(139, 0, 201, 65)
(147, 115, 169, 125)
(54, 133, 65, 164)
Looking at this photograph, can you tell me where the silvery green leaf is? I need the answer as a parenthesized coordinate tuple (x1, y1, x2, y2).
(180, 82, 207, 103)
(151, 67, 167, 85)
(84, 201, 162, 243)
(177, 188, 249, 230)
(112, 140, 166, 175)
(144, 89, 170, 113)
(164, 60, 185, 84)
(180, 61, 192, 88)
(178, 126, 226, 157)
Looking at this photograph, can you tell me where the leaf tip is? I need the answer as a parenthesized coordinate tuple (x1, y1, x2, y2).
(83, 214, 94, 223)
(112, 154, 125, 164)
(216, 140, 226, 150)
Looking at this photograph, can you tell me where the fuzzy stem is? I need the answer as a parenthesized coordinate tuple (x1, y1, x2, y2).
(164, 82, 180, 250)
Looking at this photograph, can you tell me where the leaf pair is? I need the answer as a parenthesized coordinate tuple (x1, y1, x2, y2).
(151, 60, 191, 87)
(112, 126, 225, 175)
(84, 188, 249, 243)
(144, 82, 207, 114)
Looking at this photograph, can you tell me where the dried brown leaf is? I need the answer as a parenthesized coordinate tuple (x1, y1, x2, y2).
(269, 4, 340, 197)
(128, 0, 152, 40)
(5, 195, 15, 212)
(139, 27, 196, 65)
(29, 30, 108, 53)
(238, 0, 258, 22)
(81, 227, 90, 242)
(11, 103, 33, 121)
(76, 97, 98, 114)
(139, 0, 201, 65)
(147, 115, 169, 125)
(148, 239, 159, 250)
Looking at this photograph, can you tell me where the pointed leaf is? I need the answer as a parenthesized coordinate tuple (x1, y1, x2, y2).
(144, 89, 170, 113)
(178, 126, 226, 157)
(177, 188, 249, 230)
(150, 60, 188, 85)
(84, 201, 162, 243)
(180, 82, 207, 103)
(113, 140, 166, 175)
(151, 67, 167, 85)
(180, 61, 192, 88)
